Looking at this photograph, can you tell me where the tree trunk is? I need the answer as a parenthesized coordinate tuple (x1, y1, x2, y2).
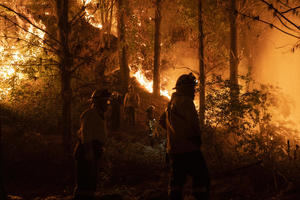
(0, 106, 7, 200)
(241, 26, 253, 91)
(229, 0, 239, 123)
(56, 0, 73, 155)
(153, 0, 162, 97)
(107, 0, 114, 48)
(198, 0, 205, 128)
(117, 0, 129, 94)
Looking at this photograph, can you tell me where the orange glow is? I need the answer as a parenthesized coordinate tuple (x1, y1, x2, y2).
(0, 47, 26, 98)
(0, 17, 46, 98)
(0, 46, 26, 80)
(81, 0, 103, 30)
(0, 66, 15, 80)
(27, 21, 46, 40)
(253, 27, 300, 132)
(132, 69, 171, 99)
(83, 0, 92, 5)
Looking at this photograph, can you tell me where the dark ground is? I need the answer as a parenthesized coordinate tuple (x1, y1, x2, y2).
(3, 122, 300, 200)
(2, 88, 300, 200)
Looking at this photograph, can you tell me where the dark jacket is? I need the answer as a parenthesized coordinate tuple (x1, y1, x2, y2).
(75, 107, 107, 160)
(160, 92, 202, 154)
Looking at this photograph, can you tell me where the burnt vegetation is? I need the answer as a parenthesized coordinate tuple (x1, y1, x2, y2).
(1, 0, 300, 199)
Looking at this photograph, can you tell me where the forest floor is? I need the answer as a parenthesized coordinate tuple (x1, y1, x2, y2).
(3, 121, 300, 200)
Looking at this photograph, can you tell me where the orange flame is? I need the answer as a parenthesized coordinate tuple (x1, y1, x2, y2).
(0, 17, 46, 98)
(27, 21, 46, 40)
(81, 0, 103, 30)
(132, 69, 171, 99)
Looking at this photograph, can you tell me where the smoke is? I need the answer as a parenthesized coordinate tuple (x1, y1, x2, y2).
(252, 26, 300, 127)
(161, 21, 300, 128)
(161, 41, 199, 93)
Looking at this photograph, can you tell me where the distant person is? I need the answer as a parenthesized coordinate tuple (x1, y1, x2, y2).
(123, 85, 140, 126)
(160, 73, 210, 200)
(73, 89, 111, 200)
(110, 91, 122, 131)
(146, 105, 165, 146)
(146, 105, 157, 147)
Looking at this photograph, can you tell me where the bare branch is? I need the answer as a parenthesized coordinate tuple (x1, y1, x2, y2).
(71, 50, 102, 73)
(277, 0, 292, 9)
(0, 35, 59, 55)
(0, 53, 60, 65)
(70, 3, 98, 26)
(236, 11, 300, 39)
(70, 5, 86, 25)
(281, 6, 300, 14)
(275, 14, 298, 33)
(174, 67, 200, 75)
(0, 15, 59, 53)
(206, 62, 227, 75)
(0, 63, 59, 67)
(0, 4, 61, 45)
(259, 0, 300, 30)
(72, 82, 96, 91)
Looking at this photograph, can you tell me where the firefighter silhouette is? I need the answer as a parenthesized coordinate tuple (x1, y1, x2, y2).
(160, 73, 210, 200)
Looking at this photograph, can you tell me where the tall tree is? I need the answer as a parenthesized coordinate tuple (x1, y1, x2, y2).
(0, 106, 7, 200)
(0, 0, 114, 155)
(117, 0, 129, 93)
(97, 0, 115, 47)
(153, 0, 161, 97)
(229, 0, 239, 122)
(198, 0, 205, 128)
(56, 0, 73, 154)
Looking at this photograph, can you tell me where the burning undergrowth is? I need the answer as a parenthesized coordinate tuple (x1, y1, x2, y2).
(203, 75, 300, 179)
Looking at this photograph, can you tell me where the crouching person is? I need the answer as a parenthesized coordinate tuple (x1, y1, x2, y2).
(160, 73, 210, 200)
(73, 89, 111, 200)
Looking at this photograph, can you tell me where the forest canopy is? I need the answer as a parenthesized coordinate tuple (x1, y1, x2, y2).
(1, 0, 300, 199)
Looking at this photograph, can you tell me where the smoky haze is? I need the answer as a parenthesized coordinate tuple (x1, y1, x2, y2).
(252, 26, 300, 128)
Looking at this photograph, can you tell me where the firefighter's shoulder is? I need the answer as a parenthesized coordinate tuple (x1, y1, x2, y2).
(80, 108, 97, 120)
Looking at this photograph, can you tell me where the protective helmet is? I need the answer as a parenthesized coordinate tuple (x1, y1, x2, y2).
(90, 89, 111, 102)
(146, 105, 155, 113)
(173, 73, 198, 89)
(128, 84, 135, 90)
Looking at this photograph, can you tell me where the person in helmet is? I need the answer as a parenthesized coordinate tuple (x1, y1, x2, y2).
(73, 89, 111, 200)
(123, 85, 140, 126)
(160, 73, 210, 200)
(146, 105, 157, 147)
(110, 91, 122, 131)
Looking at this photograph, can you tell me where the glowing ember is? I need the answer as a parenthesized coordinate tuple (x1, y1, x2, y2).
(0, 48, 26, 82)
(85, 14, 103, 29)
(132, 70, 171, 99)
(0, 66, 15, 80)
(27, 23, 46, 40)
(80, 0, 103, 30)
(83, 0, 92, 5)
(0, 17, 46, 98)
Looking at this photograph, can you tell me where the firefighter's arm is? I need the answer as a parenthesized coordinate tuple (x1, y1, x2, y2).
(77, 128, 83, 143)
(159, 111, 167, 129)
(79, 113, 86, 143)
(136, 93, 140, 107)
(123, 94, 128, 106)
(185, 101, 202, 146)
(80, 114, 95, 160)
(123, 94, 128, 112)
